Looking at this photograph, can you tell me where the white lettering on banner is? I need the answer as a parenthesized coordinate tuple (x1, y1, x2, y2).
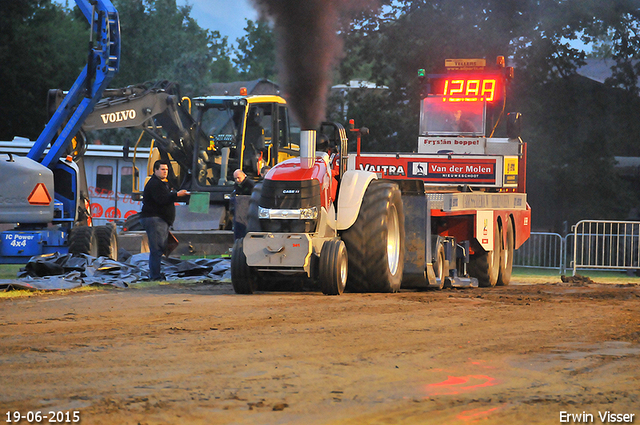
(465, 165, 492, 173)
(100, 109, 137, 124)
(429, 164, 493, 174)
(357, 164, 406, 176)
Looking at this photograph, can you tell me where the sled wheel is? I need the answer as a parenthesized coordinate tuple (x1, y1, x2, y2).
(498, 218, 514, 286)
(434, 242, 447, 290)
(469, 222, 502, 287)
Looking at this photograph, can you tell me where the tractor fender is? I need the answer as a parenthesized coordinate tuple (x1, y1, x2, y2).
(336, 170, 377, 230)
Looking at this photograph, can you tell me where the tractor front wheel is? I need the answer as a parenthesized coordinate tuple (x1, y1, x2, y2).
(231, 238, 256, 294)
(319, 239, 348, 295)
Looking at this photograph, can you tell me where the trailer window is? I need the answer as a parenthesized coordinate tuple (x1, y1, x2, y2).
(420, 96, 485, 136)
(121, 166, 133, 194)
(96, 166, 113, 194)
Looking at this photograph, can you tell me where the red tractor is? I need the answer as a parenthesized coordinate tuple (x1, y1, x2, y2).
(231, 123, 405, 295)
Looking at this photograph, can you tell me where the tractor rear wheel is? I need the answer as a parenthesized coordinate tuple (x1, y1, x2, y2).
(231, 238, 256, 294)
(498, 218, 514, 286)
(68, 226, 98, 257)
(95, 223, 118, 259)
(341, 180, 404, 293)
(319, 239, 348, 295)
(469, 222, 502, 287)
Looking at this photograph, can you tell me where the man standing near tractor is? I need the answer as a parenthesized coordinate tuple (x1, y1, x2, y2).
(231, 169, 256, 239)
(140, 160, 189, 281)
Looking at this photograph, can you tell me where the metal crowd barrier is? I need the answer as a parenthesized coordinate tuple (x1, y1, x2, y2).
(571, 220, 640, 276)
(511, 221, 640, 275)
(513, 232, 565, 273)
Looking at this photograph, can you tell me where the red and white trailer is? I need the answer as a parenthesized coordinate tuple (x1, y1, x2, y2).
(348, 56, 531, 287)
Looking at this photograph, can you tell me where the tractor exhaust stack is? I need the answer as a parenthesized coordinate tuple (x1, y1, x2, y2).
(300, 129, 316, 169)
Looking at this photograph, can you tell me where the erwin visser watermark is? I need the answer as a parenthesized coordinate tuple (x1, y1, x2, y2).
(560, 411, 635, 423)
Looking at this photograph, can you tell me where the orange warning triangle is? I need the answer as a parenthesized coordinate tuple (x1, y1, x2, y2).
(28, 183, 52, 206)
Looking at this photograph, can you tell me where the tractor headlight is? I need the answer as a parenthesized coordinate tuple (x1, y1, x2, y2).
(258, 206, 270, 219)
(299, 206, 318, 220)
(258, 206, 318, 220)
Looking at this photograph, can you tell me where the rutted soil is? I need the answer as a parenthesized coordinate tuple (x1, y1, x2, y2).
(0, 280, 639, 424)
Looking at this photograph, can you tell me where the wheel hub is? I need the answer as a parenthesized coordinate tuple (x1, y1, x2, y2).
(387, 204, 400, 275)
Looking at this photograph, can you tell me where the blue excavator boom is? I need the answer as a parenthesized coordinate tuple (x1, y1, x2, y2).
(28, 0, 120, 168)
(0, 0, 121, 263)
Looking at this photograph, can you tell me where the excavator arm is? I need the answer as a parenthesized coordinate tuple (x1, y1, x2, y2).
(86, 81, 197, 173)
(28, 0, 120, 168)
(49, 81, 204, 190)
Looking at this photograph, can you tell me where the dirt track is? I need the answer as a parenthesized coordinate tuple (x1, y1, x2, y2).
(1, 280, 639, 425)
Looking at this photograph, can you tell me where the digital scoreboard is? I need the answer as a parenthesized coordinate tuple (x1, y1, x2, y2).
(442, 77, 498, 102)
(421, 57, 512, 103)
(431, 76, 502, 103)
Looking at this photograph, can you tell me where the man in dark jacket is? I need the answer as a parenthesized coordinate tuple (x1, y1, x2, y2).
(232, 169, 255, 195)
(140, 160, 189, 280)
(231, 169, 255, 239)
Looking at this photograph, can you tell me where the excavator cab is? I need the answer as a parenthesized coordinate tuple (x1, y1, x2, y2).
(192, 94, 298, 188)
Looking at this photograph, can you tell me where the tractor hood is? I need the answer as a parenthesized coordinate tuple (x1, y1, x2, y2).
(263, 154, 330, 184)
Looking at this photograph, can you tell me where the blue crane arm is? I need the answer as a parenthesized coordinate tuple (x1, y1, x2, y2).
(28, 0, 120, 168)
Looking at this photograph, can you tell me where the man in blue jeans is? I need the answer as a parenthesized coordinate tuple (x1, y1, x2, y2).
(140, 160, 189, 280)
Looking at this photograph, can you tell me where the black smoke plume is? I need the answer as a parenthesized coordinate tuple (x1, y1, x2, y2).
(252, 0, 373, 130)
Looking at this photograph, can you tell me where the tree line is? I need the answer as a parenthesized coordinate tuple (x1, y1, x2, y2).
(0, 0, 276, 143)
(1, 0, 639, 230)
